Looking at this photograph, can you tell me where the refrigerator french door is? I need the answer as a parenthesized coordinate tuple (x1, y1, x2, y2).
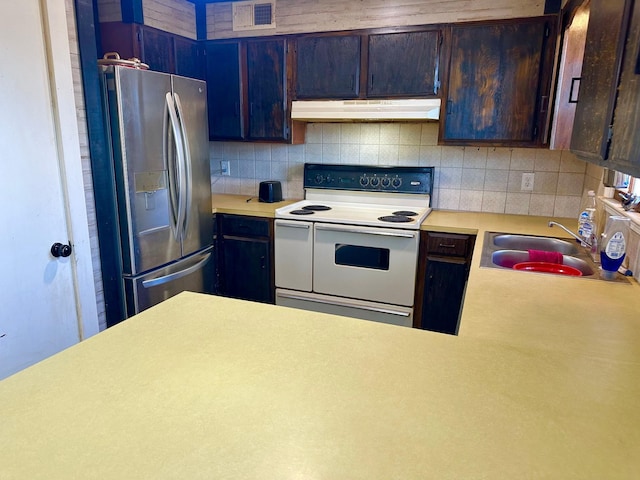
(102, 66, 214, 321)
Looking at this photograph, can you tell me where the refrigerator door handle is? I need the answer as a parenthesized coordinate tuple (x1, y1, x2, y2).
(141, 252, 212, 288)
(174, 93, 192, 235)
(165, 92, 187, 242)
(163, 92, 178, 238)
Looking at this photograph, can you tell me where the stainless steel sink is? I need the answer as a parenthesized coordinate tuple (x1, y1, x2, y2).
(479, 231, 619, 279)
(492, 234, 579, 255)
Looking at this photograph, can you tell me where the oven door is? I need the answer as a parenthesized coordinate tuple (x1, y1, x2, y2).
(313, 223, 419, 306)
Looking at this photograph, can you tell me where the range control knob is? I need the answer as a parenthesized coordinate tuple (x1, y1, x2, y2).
(392, 177, 402, 188)
(359, 176, 370, 187)
(315, 174, 324, 184)
(381, 177, 391, 188)
(370, 177, 380, 187)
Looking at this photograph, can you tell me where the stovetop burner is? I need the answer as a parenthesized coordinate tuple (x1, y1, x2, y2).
(302, 205, 332, 211)
(392, 210, 418, 217)
(378, 215, 414, 223)
(290, 209, 315, 215)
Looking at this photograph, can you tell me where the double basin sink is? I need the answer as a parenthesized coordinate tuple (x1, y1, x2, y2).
(480, 231, 598, 278)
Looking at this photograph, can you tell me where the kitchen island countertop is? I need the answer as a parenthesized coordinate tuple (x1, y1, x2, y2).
(1, 291, 639, 479)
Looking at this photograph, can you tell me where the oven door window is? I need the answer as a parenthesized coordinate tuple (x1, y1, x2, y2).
(335, 244, 390, 270)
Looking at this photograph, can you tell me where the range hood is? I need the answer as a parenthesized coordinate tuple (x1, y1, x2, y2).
(291, 99, 441, 122)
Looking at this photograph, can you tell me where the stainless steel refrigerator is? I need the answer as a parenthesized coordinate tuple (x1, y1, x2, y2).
(100, 65, 214, 320)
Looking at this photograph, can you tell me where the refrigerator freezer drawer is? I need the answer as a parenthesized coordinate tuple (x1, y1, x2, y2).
(124, 246, 215, 316)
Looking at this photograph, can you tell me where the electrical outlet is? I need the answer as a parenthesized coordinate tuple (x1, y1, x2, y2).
(521, 172, 535, 191)
(220, 160, 231, 176)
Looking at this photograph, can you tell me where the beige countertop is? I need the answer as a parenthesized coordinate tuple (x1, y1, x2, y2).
(212, 193, 299, 217)
(2, 199, 640, 478)
(422, 211, 640, 361)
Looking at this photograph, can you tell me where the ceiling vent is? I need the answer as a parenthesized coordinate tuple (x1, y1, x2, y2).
(232, 1, 276, 31)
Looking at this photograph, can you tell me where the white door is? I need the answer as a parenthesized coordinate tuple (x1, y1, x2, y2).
(0, 0, 99, 379)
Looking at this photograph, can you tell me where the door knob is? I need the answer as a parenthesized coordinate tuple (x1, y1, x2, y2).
(51, 242, 72, 258)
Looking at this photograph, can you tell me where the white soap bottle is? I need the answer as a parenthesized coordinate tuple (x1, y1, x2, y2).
(578, 190, 597, 247)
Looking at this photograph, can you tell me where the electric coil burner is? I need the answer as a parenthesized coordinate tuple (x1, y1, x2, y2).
(290, 209, 315, 215)
(378, 215, 413, 223)
(302, 205, 332, 211)
(274, 163, 434, 328)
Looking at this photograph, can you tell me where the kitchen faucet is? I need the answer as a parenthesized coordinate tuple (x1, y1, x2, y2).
(548, 221, 592, 248)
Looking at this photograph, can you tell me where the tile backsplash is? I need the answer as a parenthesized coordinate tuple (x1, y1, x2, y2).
(210, 123, 603, 218)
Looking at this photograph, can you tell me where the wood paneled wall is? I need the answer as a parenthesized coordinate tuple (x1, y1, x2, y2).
(96, 0, 197, 39)
(206, 0, 546, 39)
(66, 0, 107, 330)
(97, 0, 121, 22)
(142, 0, 197, 38)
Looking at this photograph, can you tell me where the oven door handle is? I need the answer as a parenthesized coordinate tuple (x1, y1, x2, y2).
(315, 224, 416, 239)
(277, 292, 411, 317)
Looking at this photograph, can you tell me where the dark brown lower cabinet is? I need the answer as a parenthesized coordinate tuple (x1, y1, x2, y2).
(414, 232, 476, 335)
(217, 214, 274, 304)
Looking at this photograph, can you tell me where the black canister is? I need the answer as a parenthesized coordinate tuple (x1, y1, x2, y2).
(258, 181, 283, 203)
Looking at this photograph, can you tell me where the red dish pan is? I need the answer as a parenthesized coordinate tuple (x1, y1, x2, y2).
(513, 261, 583, 276)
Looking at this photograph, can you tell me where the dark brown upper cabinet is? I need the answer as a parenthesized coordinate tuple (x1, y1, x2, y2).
(440, 16, 557, 146)
(205, 37, 302, 143)
(367, 30, 441, 97)
(246, 38, 289, 141)
(295, 35, 361, 99)
(606, 0, 640, 178)
(99, 22, 204, 80)
(571, 0, 633, 162)
(293, 28, 441, 100)
(205, 41, 243, 140)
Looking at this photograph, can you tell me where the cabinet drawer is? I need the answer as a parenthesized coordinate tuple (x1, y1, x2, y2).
(219, 214, 270, 237)
(425, 232, 470, 257)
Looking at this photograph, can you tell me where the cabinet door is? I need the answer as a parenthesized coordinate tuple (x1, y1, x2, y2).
(609, 0, 640, 177)
(421, 257, 468, 335)
(442, 18, 554, 145)
(141, 27, 174, 74)
(296, 35, 361, 99)
(246, 39, 288, 141)
(220, 236, 273, 304)
(572, 0, 632, 161)
(367, 30, 440, 97)
(174, 36, 204, 80)
(206, 42, 243, 140)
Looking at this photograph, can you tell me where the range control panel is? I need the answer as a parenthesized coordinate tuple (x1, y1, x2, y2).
(303, 163, 434, 195)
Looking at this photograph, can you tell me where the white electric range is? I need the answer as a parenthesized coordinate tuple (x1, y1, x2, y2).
(274, 163, 434, 327)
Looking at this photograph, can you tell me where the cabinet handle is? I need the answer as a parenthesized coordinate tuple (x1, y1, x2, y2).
(568, 77, 581, 104)
(446, 100, 453, 115)
(438, 244, 457, 249)
(260, 255, 265, 269)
